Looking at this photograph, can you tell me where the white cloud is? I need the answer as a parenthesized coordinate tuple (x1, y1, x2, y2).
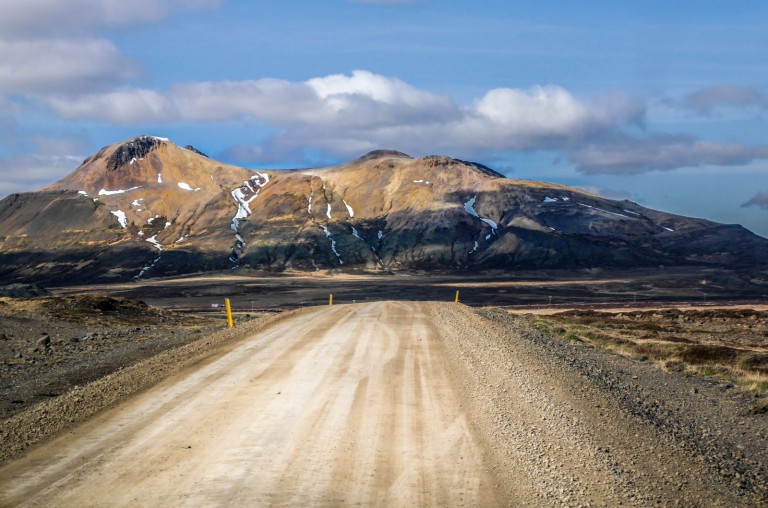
(0, 38, 138, 94)
(571, 135, 768, 175)
(45, 71, 461, 128)
(0, 0, 220, 99)
(0, 0, 218, 36)
(47, 88, 174, 123)
(476, 86, 589, 135)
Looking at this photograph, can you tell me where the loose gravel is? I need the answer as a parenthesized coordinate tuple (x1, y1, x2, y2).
(431, 304, 768, 507)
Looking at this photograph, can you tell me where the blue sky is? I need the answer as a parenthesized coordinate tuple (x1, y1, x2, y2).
(1, 0, 767, 236)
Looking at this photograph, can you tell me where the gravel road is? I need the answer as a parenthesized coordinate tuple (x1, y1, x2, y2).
(1, 301, 765, 507)
(0, 302, 499, 506)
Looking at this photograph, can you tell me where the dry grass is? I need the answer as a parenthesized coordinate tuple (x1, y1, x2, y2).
(531, 308, 768, 399)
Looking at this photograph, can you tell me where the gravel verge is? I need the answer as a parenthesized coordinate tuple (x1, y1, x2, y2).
(430, 303, 768, 507)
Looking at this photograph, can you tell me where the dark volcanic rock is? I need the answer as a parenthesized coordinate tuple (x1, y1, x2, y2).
(106, 136, 163, 171)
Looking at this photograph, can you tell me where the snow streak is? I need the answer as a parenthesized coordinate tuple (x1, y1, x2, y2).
(343, 200, 354, 218)
(320, 225, 343, 264)
(99, 186, 140, 196)
(229, 172, 270, 266)
(464, 196, 498, 231)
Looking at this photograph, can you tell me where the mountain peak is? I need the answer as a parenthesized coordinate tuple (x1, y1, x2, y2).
(105, 136, 168, 171)
(355, 149, 413, 162)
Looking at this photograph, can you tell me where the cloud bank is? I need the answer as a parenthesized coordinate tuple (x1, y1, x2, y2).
(37, 70, 768, 174)
(42, 71, 642, 156)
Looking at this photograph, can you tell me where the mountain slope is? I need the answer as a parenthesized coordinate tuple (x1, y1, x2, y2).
(0, 136, 766, 283)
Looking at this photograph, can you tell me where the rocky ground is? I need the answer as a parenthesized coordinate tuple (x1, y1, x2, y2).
(0, 294, 244, 422)
(0, 298, 293, 465)
(434, 305, 768, 506)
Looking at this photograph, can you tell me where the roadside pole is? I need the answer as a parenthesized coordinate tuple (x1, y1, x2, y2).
(225, 298, 233, 328)
(455, 290, 460, 303)
(329, 294, 333, 306)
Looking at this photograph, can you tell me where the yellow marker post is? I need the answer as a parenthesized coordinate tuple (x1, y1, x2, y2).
(225, 298, 233, 328)
(455, 290, 460, 303)
(329, 293, 333, 306)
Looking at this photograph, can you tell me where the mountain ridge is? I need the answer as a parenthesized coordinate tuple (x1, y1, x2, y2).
(0, 135, 766, 284)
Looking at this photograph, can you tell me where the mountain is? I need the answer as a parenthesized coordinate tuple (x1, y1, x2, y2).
(0, 136, 766, 284)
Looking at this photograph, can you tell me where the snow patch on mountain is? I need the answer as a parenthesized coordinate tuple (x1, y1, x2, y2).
(99, 186, 140, 196)
(178, 182, 200, 192)
(146, 235, 163, 251)
(343, 200, 354, 218)
(110, 210, 127, 228)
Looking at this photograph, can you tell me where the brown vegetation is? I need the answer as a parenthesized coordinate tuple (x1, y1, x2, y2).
(530, 308, 768, 402)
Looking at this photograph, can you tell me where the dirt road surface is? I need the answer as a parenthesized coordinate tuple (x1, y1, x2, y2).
(0, 302, 500, 507)
(1, 301, 765, 506)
